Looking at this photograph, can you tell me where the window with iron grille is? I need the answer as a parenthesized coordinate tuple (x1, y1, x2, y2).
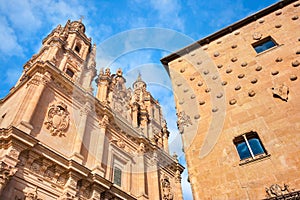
(113, 167, 122, 187)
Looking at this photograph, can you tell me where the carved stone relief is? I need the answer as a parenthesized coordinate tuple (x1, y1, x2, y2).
(176, 111, 192, 134)
(272, 84, 289, 101)
(265, 183, 291, 198)
(253, 32, 262, 40)
(99, 114, 109, 128)
(0, 161, 18, 193)
(137, 142, 146, 155)
(23, 187, 43, 200)
(57, 192, 75, 200)
(174, 169, 181, 183)
(44, 101, 70, 136)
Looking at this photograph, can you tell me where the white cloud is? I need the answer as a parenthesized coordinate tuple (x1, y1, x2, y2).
(149, 0, 184, 30)
(0, 17, 23, 57)
(4, 68, 22, 86)
(0, 0, 41, 33)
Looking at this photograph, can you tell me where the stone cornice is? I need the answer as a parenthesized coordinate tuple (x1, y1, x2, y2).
(68, 30, 92, 45)
(161, 0, 298, 65)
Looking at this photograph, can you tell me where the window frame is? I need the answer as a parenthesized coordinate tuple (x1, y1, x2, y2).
(74, 43, 81, 54)
(233, 131, 269, 164)
(65, 68, 75, 78)
(252, 36, 278, 54)
(113, 166, 122, 187)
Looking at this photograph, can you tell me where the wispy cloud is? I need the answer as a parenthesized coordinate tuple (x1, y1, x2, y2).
(0, 17, 23, 58)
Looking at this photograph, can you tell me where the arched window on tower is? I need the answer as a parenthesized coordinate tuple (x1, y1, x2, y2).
(74, 43, 81, 54)
(65, 68, 75, 78)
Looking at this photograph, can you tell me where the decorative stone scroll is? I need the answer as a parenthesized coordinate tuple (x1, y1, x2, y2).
(44, 101, 70, 136)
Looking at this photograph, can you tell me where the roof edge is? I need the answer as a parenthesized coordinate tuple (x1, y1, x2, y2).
(161, 0, 297, 65)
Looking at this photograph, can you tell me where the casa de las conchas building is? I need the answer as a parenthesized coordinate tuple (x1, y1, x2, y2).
(0, 20, 184, 199)
(161, 0, 300, 199)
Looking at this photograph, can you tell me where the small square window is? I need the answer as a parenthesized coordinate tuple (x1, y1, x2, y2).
(234, 132, 267, 160)
(113, 167, 122, 187)
(252, 36, 277, 53)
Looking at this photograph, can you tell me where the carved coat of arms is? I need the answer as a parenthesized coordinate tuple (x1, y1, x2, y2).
(44, 102, 70, 136)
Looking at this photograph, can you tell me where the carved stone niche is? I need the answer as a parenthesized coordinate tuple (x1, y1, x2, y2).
(161, 175, 174, 200)
(272, 84, 289, 101)
(44, 101, 70, 136)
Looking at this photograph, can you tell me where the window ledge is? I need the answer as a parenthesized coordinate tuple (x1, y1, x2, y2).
(239, 154, 271, 166)
(255, 44, 283, 57)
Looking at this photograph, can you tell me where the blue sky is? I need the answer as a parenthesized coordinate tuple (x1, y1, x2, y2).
(0, 0, 278, 199)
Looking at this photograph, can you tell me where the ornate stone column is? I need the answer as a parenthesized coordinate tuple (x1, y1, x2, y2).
(0, 144, 25, 194)
(96, 68, 111, 103)
(174, 168, 183, 200)
(139, 108, 148, 137)
(136, 143, 147, 198)
(15, 72, 51, 134)
(0, 161, 18, 193)
(58, 53, 69, 71)
(72, 102, 91, 163)
(161, 120, 170, 153)
(131, 103, 139, 128)
(92, 114, 109, 176)
(148, 152, 161, 199)
(58, 171, 81, 199)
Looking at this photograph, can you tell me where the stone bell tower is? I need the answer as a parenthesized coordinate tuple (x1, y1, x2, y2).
(10, 19, 97, 134)
(20, 19, 96, 92)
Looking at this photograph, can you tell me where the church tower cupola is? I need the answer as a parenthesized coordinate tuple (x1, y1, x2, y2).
(132, 73, 146, 90)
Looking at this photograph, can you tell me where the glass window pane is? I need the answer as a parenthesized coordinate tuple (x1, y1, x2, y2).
(249, 138, 265, 156)
(113, 167, 122, 186)
(236, 142, 251, 160)
(254, 39, 276, 53)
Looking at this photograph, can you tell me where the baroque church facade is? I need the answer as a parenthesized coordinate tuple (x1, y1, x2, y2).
(162, 0, 300, 199)
(0, 20, 183, 199)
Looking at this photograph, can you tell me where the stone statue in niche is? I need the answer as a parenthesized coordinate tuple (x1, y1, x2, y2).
(44, 101, 70, 136)
(137, 142, 146, 154)
(115, 68, 126, 92)
(272, 84, 289, 101)
(99, 114, 109, 128)
(161, 175, 174, 200)
(265, 183, 290, 197)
